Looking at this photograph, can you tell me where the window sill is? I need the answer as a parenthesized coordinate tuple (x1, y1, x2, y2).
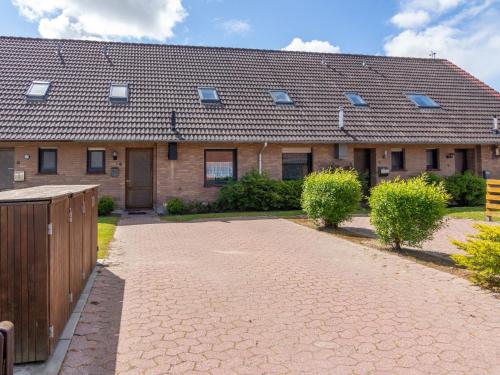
(390, 169, 407, 172)
(86, 171, 106, 175)
(204, 183, 226, 188)
(37, 172, 58, 175)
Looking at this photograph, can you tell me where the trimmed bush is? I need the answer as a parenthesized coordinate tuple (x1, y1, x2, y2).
(217, 170, 302, 211)
(420, 172, 445, 187)
(301, 168, 362, 228)
(444, 172, 486, 206)
(98, 196, 115, 216)
(451, 224, 500, 287)
(165, 198, 185, 215)
(369, 176, 449, 250)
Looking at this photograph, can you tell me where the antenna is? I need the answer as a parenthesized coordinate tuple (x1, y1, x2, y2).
(362, 60, 367, 67)
(102, 46, 112, 64)
(429, 51, 437, 59)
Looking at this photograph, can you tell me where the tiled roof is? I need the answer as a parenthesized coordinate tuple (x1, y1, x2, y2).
(0, 36, 499, 144)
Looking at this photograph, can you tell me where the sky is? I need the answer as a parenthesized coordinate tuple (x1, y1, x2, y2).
(1, 0, 499, 90)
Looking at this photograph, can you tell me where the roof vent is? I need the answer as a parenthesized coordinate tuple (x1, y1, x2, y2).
(494, 115, 498, 133)
(56, 44, 64, 64)
(339, 106, 344, 129)
(102, 46, 112, 64)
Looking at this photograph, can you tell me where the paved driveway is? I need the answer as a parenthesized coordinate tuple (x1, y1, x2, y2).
(62, 215, 500, 375)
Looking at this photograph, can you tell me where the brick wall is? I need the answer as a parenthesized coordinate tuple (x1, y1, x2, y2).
(1, 141, 498, 211)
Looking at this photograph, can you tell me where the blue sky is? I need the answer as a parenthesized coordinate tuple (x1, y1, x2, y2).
(1, 0, 499, 90)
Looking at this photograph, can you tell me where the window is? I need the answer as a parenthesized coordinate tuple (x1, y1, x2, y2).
(198, 87, 220, 103)
(407, 93, 440, 108)
(282, 152, 312, 180)
(426, 149, 439, 170)
(270, 90, 293, 105)
(109, 84, 129, 103)
(39, 149, 57, 174)
(87, 149, 106, 174)
(26, 81, 50, 100)
(391, 148, 405, 171)
(345, 92, 367, 107)
(204, 149, 237, 185)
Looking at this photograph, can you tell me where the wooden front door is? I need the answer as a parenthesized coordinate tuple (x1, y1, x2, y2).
(0, 149, 14, 190)
(126, 149, 153, 209)
(354, 148, 375, 193)
(455, 149, 474, 174)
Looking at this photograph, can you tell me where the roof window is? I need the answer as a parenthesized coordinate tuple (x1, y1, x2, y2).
(109, 84, 129, 103)
(26, 81, 50, 101)
(407, 93, 440, 108)
(270, 90, 293, 105)
(345, 92, 367, 107)
(198, 87, 220, 103)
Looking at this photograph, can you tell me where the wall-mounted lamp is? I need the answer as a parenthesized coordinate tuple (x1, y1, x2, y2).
(383, 150, 388, 159)
(446, 153, 455, 159)
(24, 153, 30, 160)
(494, 145, 500, 157)
(112, 151, 118, 160)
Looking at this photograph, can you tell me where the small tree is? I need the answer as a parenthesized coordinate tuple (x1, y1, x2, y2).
(301, 168, 362, 228)
(98, 196, 115, 216)
(369, 177, 449, 251)
(451, 224, 500, 287)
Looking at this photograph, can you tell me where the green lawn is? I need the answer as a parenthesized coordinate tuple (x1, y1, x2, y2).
(98, 215, 120, 259)
(160, 210, 305, 222)
(445, 206, 498, 222)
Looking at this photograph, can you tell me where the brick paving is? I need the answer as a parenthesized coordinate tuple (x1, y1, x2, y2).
(61, 214, 500, 374)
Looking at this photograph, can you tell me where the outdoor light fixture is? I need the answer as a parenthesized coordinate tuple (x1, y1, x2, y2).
(446, 153, 455, 159)
(112, 151, 118, 160)
(24, 153, 30, 160)
(383, 150, 388, 159)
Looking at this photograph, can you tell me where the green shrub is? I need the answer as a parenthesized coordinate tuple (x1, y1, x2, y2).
(451, 224, 500, 287)
(165, 198, 186, 215)
(217, 170, 302, 211)
(369, 176, 449, 250)
(445, 172, 486, 206)
(420, 172, 445, 186)
(301, 168, 362, 228)
(98, 196, 115, 216)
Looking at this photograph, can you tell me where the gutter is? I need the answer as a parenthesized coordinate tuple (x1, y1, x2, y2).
(258, 142, 268, 174)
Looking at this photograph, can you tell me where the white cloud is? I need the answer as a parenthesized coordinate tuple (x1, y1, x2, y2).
(12, 0, 187, 40)
(282, 38, 341, 53)
(391, 10, 430, 28)
(385, 1, 500, 89)
(221, 19, 251, 34)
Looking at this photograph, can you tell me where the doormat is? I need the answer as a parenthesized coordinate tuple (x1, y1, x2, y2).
(128, 211, 147, 215)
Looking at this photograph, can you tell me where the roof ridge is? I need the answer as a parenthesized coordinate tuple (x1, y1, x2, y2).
(0, 35, 445, 62)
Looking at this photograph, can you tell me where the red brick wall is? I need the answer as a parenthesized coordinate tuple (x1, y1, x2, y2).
(1, 141, 498, 211)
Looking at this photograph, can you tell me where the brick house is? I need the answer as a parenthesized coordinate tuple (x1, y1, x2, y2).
(0, 36, 499, 212)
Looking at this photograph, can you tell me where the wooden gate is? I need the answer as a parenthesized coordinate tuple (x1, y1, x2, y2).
(486, 179, 500, 221)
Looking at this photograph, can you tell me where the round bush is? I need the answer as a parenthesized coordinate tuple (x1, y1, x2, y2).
(301, 169, 362, 228)
(165, 198, 186, 215)
(444, 172, 486, 206)
(98, 196, 115, 216)
(369, 177, 449, 250)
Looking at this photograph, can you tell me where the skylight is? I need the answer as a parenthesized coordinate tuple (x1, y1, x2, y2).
(198, 87, 220, 103)
(407, 93, 440, 108)
(109, 84, 129, 103)
(345, 92, 367, 107)
(26, 81, 50, 100)
(270, 90, 293, 105)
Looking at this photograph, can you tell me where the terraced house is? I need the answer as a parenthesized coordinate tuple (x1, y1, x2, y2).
(0, 36, 499, 212)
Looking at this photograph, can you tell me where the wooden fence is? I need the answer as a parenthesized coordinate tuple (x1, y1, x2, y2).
(486, 179, 500, 221)
(0, 185, 98, 363)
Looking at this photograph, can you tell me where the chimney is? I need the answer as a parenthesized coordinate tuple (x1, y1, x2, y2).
(494, 115, 498, 133)
(171, 110, 177, 132)
(339, 106, 344, 129)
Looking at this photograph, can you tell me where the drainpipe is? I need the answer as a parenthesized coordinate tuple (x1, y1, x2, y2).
(258, 142, 268, 174)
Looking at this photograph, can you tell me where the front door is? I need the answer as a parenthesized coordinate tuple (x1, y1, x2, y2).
(0, 149, 14, 191)
(354, 148, 375, 194)
(455, 149, 474, 174)
(126, 149, 153, 209)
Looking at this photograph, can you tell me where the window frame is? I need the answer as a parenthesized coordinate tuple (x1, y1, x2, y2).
(38, 148, 58, 175)
(87, 149, 106, 174)
(282, 152, 313, 180)
(26, 80, 51, 101)
(406, 93, 440, 108)
(198, 87, 220, 104)
(270, 90, 294, 105)
(204, 149, 237, 187)
(344, 92, 367, 107)
(391, 149, 405, 171)
(109, 83, 129, 104)
(425, 148, 440, 171)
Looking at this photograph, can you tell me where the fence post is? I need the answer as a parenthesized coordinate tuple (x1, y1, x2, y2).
(0, 322, 14, 375)
(486, 179, 500, 222)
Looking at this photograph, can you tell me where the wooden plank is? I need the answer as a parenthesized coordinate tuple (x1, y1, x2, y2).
(69, 194, 84, 310)
(33, 204, 49, 361)
(486, 211, 500, 217)
(26, 205, 36, 361)
(0, 207, 7, 322)
(19, 205, 28, 363)
(487, 187, 500, 193)
(486, 203, 500, 210)
(486, 193, 500, 201)
(486, 179, 500, 185)
(13, 205, 21, 362)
